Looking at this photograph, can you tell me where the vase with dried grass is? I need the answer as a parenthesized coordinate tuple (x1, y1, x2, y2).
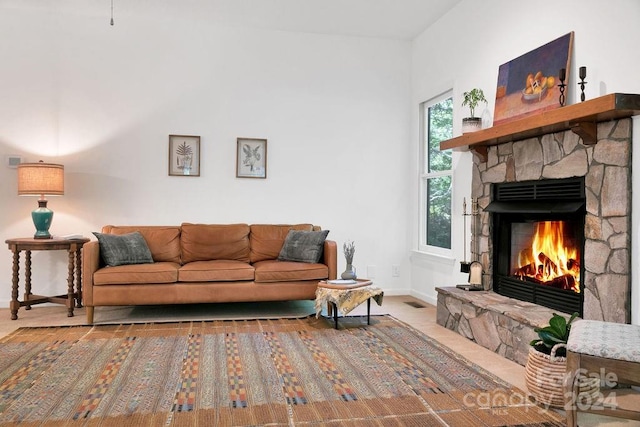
(341, 240, 356, 280)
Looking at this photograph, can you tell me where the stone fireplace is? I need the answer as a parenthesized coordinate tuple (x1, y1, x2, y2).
(436, 115, 633, 365)
(474, 118, 631, 323)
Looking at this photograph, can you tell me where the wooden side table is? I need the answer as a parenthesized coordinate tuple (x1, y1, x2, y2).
(6, 237, 90, 320)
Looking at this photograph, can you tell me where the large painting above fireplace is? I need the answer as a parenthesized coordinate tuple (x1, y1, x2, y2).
(493, 32, 574, 126)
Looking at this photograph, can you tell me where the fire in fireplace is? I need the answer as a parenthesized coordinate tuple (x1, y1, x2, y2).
(511, 220, 580, 293)
(487, 178, 585, 316)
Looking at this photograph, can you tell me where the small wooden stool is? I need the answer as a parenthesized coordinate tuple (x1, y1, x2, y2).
(564, 320, 640, 426)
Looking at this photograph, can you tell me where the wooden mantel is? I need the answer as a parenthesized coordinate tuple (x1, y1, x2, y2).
(440, 93, 640, 161)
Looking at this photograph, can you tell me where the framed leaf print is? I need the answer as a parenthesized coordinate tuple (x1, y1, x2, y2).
(169, 135, 200, 176)
(236, 138, 267, 179)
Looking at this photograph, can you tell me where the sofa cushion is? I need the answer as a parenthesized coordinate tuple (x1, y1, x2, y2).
(101, 225, 181, 264)
(93, 262, 180, 285)
(249, 224, 314, 263)
(277, 230, 329, 263)
(178, 260, 255, 282)
(253, 260, 328, 282)
(181, 223, 251, 263)
(92, 231, 154, 267)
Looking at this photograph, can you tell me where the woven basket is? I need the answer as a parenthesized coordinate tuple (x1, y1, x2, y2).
(525, 343, 599, 408)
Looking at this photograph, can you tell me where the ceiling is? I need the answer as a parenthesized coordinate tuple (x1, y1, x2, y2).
(175, 0, 464, 40)
(172, 0, 461, 40)
(4, 0, 462, 41)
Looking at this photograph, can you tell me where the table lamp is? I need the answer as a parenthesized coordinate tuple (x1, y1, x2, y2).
(17, 161, 64, 239)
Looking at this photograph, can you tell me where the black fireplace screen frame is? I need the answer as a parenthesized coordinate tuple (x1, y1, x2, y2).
(487, 178, 585, 316)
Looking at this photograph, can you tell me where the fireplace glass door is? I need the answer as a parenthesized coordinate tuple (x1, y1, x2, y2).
(510, 220, 580, 293)
(488, 178, 585, 316)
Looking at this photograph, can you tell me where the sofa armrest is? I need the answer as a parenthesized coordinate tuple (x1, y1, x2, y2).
(323, 240, 337, 280)
(82, 240, 100, 307)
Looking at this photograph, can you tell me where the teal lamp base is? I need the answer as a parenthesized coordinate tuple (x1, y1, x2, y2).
(32, 200, 53, 239)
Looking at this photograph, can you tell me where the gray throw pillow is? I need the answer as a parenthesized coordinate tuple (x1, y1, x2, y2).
(92, 231, 154, 267)
(277, 230, 329, 263)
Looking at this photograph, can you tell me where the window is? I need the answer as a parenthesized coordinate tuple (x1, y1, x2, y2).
(420, 93, 453, 252)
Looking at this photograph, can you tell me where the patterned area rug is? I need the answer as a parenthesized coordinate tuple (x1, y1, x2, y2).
(0, 315, 563, 426)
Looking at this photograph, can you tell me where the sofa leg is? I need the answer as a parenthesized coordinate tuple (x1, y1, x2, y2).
(86, 306, 94, 324)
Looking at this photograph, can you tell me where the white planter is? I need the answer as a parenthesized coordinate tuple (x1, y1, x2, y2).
(462, 117, 482, 133)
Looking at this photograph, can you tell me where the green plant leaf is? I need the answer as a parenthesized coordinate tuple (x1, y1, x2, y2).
(548, 315, 567, 338)
(537, 325, 561, 336)
(567, 312, 579, 326)
(531, 312, 581, 348)
(537, 330, 565, 346)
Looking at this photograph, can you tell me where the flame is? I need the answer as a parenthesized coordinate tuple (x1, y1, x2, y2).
(515, 221, 580, 292)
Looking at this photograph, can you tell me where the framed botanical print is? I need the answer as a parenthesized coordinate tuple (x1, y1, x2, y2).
(169, 135, 200, 176)
(236, 138, 267, 179)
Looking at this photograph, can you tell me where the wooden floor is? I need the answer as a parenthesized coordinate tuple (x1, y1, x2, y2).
(1, 295, 638, 427)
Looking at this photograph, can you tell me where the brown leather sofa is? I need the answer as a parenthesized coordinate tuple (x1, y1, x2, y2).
(82, 223, 337, 324)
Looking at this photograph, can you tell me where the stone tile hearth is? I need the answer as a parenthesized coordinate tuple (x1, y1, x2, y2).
(436, 287, 556, 365)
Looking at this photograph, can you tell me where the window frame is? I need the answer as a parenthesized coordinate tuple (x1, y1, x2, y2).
(419, 91, 453, 255)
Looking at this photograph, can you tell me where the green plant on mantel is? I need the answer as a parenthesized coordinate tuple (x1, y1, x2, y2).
(461, 88, 487, 118)
(529, 312, 579, 357)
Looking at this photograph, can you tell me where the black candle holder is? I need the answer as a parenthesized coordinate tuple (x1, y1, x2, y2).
(558, 68, 566, 106)
(578, 66, 587, 102)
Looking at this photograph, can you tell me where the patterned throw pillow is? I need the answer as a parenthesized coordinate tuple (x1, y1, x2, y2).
(92, 231, 154, 267)
(277, 230, 329, 263)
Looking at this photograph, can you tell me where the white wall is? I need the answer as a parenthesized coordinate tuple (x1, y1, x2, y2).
(0, 2, 413, 306)
(3, 1, 639, 323)
(410, 0, 640, 318)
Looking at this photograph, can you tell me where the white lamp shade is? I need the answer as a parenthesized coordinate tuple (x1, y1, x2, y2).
(17, 162, 64, 196)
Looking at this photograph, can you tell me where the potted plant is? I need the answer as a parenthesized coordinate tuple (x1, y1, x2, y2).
(525, 312, 598, 408)
(461, 88, 487, 133)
